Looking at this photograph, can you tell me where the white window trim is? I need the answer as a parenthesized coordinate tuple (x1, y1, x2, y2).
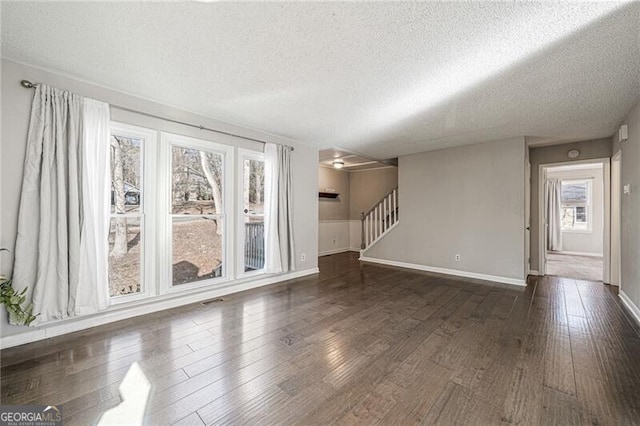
(108, 122, 158, 304)
(159, 132, 235, 295)
(561, 179, 593, 233)
(236, 148, 266, 279)
(106, 126, 271, 306)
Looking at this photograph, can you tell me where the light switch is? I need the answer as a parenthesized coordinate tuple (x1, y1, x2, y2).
(624, 184, 631, 194)
(619, 124, 629, 143)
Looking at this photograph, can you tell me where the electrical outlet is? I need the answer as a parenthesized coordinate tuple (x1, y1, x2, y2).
(301, 253, 306, 262)
(455, 254, 461, 261)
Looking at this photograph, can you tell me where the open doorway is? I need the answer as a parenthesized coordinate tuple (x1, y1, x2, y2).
(540, 160, 609, 282)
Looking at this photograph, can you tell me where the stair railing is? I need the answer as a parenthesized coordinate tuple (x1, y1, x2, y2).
(361, 187, 398, 250)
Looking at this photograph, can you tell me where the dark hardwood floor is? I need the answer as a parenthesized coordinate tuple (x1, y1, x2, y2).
(2, 252, 640, 425)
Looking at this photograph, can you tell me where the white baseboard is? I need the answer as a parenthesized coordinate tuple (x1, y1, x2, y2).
(619, 290, 640, 326)
(0, 268, 319, 349)
(349, 247, 361, 252)
(360, 256, 526, 287)
(549, 250, 603, 258)
(319, 247, 351, 256)
(529, 270, 540, 276)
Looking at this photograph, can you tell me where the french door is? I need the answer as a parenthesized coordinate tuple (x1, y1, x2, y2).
(237, 149, 266, 276)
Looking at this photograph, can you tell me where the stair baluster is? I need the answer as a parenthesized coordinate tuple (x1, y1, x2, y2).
(360, 187, 398, 251)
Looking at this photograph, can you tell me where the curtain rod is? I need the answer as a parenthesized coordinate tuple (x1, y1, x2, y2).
(20, 79, 294, 151)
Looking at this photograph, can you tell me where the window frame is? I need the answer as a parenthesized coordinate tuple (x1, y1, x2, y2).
(108, 122, 158, 305)
(560, 179, 593, 233)
(158, 132, 235, 295)
(236, 148, 267, 279)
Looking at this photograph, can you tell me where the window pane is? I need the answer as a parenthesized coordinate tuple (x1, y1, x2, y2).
(575, 206, 587, 222)
(172, 146, 224, 215)
(111, 135, 142, 214)
(243, 158, 265, 272)
(561, 182, 588, 204)
(109, 216, 142, 296)
(172, 217, 223, 285)
(244, 159, 264, 216)
(244, 221, 265, 272)
(562, 207, 575, 229)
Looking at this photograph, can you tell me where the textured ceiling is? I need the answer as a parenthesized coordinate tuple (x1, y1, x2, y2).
(2, 2, 639, 158)
(318, 148, 390, 171)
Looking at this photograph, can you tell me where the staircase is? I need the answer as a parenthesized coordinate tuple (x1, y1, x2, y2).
(360, 187, 398, 251)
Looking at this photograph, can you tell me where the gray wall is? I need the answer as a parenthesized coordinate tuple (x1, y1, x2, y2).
(349, 167, 398, 220)
(546, 166, 604, 255)
(611, 101, 640, 310)
(365, 137, 526, 281)
(529, 138, 611, 271)
(318, 167, 350, 220)
(0, 59, 319, 339)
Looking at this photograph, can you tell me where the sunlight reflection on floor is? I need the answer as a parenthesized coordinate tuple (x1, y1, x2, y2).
(98, 362, 151, 426)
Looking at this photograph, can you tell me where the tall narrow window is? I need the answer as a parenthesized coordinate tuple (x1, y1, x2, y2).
(109, 131, 144, 298)
(170, 143, 227, 286)
(239, 151, 265, 274)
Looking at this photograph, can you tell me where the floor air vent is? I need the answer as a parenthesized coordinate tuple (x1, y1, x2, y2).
(202, 298, 225, 305)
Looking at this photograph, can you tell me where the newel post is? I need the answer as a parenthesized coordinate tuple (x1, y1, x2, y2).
(360, 212, 366, 249)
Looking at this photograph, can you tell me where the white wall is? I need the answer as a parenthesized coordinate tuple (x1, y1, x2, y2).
(611, 101, 640, 321)
(0, 59, 319, 344)
(363, 137, 526, 284)
(546, 166, 604, 255)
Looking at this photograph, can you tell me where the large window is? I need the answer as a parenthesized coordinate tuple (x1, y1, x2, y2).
(108, 124, 156, 301)
(561, 180, 591, 232)
(171, 145, 225, 285)
(106, 127, 264, 302)
(163, 133, 233, 290)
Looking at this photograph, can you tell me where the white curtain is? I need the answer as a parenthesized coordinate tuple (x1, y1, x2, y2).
(264, 143, 295, 274)
(12, 85, 111, 324)
(74, 99, 111, 315)
(546, 179, 563, 252)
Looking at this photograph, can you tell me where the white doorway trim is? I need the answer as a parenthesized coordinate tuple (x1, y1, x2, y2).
(525, 158, 531, 276)
(610, 150, 622, 286)
(537, 157, 611, 282)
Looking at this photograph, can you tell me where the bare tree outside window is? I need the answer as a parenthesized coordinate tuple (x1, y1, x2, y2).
(171, 146, 225, 285)
(109, 134, 142, 297)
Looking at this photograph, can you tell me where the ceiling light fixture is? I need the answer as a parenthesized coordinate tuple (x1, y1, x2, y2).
(332, 159, 344, 169)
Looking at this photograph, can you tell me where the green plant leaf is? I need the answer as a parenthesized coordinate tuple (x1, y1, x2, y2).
(0, 277, 39, 326)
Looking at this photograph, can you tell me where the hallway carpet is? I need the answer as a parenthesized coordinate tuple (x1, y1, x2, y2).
(546, 252, 604, 282)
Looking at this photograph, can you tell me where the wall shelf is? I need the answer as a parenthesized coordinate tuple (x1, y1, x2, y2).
(319, 191, 340, 199)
